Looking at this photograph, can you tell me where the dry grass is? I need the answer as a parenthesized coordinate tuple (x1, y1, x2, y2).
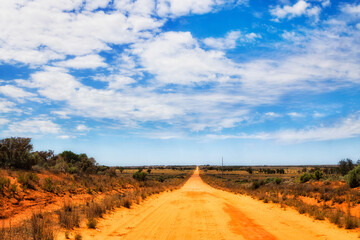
(0, 212, 55, 240)
(0, 167, 193, 239)
(200, 167, 360, 230)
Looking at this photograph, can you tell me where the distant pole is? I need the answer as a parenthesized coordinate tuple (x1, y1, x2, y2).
(222, 157, 224, 177)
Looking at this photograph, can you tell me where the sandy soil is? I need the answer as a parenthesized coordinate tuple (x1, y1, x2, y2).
(66, 168, 359, 240)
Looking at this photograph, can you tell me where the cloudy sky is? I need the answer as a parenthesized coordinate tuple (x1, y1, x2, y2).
(1, 0, 360, 166)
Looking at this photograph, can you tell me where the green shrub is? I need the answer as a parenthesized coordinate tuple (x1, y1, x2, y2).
(17, 172, 38, 190)
(10, 183, 17, 195)
(312, 170, 323, 180)
(133, 171, 147, 181)
(30, 212, 54, 240)
(345, 215, 359, 229)
(250, 180, 264, 189)
(264, 177, 282, 185)
(346, 165, 360, 188)
(86, 218, 97, 229)
(274, 178, 282, 185)
(67, 166, 78, 174)
(300, 172, 312, 183)
(329, 210, 342, 227)
(75, 233, 82, 240)
(122, 196, 133, 208)
(0, 176, 10, 194)
(57, 203, 80, 229)
(158, 176, 165, 182)
(42, 178, 54, 192)
(86, 202, 105, 218)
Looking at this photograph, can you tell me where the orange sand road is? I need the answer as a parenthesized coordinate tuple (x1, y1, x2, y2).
(74, 168, 359, 240)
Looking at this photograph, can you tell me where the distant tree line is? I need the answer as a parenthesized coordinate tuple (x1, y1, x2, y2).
(0, 137, 112, 175)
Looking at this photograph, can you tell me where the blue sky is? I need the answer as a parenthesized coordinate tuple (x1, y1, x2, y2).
(1, 0, 360, 166)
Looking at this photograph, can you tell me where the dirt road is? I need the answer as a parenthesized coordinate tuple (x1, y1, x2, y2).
(76, 168, 358, 240)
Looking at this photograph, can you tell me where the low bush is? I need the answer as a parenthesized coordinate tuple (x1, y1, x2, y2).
(264, 177, 282, 185)
(42, 178, 55, 192)
(133, 171, 147, 181)
(30, 212, 54, 240)
(300, 172, 312, 183)
(86, 218, 97, 229)
(122, 196, 133, 208)
(250, 180, 264, 189)
(313, 170, 323, 180)
(86, 201, 105, 218)
(345, 215, 359, 229)
(0, 175, 10, 194)
(75, 233, 82, 240)
(158, 176, 165, 182)
(10, 183, 17, 195)
(57, 202, 80, 229)
(329, 210, 342, 227)
(17, 172, 38, 190)
(346, 165, 360, 188)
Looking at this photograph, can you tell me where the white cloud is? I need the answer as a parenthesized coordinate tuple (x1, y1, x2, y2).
(313, 112, 325, 118)
(76, 124, 90, 132)
(237, 26, 360, 98)
(7, 118, 61, 135)
(203, 31, 242, 49)
(84, 0, 112, 11)
(0, 0, 241, 68)
(131, 31, 240, 84)
(321, 0, 330, 8)
(54, 55, 107, 69)
(260, 114, 360, 142)
(0, 99, 21, 113)
(0, 118, 9, 126)
(57, 135, 73, 139)
(51, 111, 71, 119)
(0, 85, 36, 99)
(155, 0, 240, 17)
(271, 0, 309, 19)
(0, 0, 162, 66)
(24, 67, 80, 101)
(2, 1, 360, 138)
(207, 114, 360, 143)
(203, 31, 260, 50)
(14, 17, 360, 134)
(245, 32, 261, 41)
(270, 0, 322, 21)
(307, 6, 321, 22)
(95, 74, 136, 89)
(341, 3, 360, 16)
(288, 112, 304, 118)
(265, 112, 281, 118)
(282, 31, 304, 42)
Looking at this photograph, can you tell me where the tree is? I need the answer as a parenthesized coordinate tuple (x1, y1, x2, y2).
(32, 150, 54, 167)
(338, 159, 354, 176)
(0, 137, 35, 169)
(59, 151, 80, 164)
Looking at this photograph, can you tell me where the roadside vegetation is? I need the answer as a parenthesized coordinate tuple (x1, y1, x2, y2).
(200, 160, 360, 230)
(0, 137, 193, 239)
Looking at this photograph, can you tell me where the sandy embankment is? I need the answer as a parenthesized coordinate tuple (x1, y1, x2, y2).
(63, 168, 359, 240)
